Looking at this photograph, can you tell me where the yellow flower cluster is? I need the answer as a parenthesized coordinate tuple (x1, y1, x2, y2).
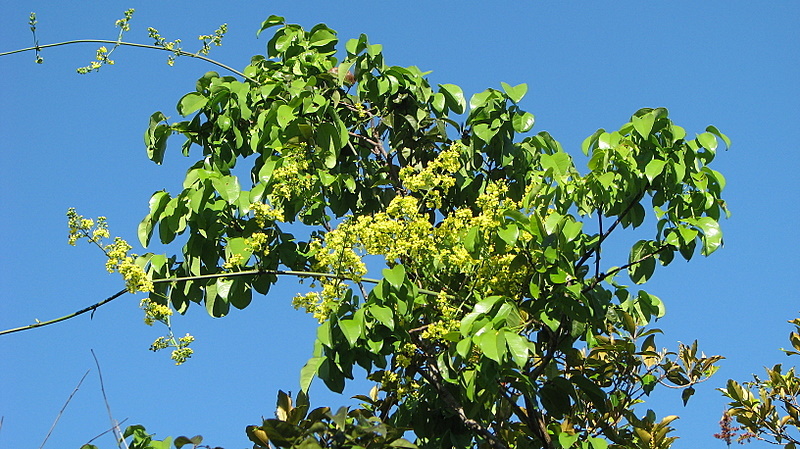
(250, 202, 283, 226)
(105, 237, 153, 293)
(149, 332, 195, 365)
(269, 148, 316, 202)
(245, 232, 271, 254)
(67, 209, 153, 293)
(140, 298, 173, 326)
(292, 281, 348, 323)
(399, 143, 462, 208)
(223, 253, 245, 270)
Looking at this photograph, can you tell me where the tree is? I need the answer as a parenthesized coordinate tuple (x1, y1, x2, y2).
(4, 11, 733, 449)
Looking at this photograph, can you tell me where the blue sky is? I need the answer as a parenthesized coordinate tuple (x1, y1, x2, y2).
(1, 1, 798, 448)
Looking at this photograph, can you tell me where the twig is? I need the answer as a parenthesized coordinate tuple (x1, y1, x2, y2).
(410, 334, 508, 449)
(0, 40, 255, 83)
(83, 418, 130, 447)
(40, 369, 91, 449)
(581, 244, 670, 294)
(0, 268, 451, 337)
(575, 189, 647, 270)
(91, 350, 128, 449)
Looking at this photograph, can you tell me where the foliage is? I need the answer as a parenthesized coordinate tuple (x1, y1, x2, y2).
(10, 11, 736, 449)
(719, 318, 800, 448)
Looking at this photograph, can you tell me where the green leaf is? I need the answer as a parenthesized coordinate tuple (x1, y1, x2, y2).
(632, 112, 656, 138)
(681, 386, 695, 405)
(540, 152, 572, 179)
(277, 104, 295, 128)
(504, 331, 529, 368)
(309, 28, 337, 47)
(383, 264, 406, 289)
(339, 319, 361, 347)
(589, 437, 609, 449)
(645, 159, 666, 182)
(369, 305, 394, 330)
(438, 84, 466, 114)
(476, 330, 506, 363)
(497, 223, 519, 246)
(500, 82, 527, 103)
(257, 15, 285, 37)
(177, 92, 207, 116)
(300, 356, 323, 392)
(628, 240, 657, 284)
(696, 132, 718, 152)
(211, 175, 241, 204)
(706, 125, 731, 148)
(692, 216, 723, 255)
(558, 433, 579, 449)
(512, 111, 535, 133)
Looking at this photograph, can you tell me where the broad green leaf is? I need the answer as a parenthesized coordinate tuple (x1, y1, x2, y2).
(632, 112, 656, 138)
(540, 152, 572, 179)
(309, 28, 337, 47)
(469, 90, 495, 110)
(456, 338, 472, 359)
(558, 433, 579, 449)
(681, 386, 695, 405)
(438, 84, 466, 114)
(430, 93, 446, 115)
(497, 223, 519, 246)
(706, 125, 731, 148)
(383, 264, 406, 289)
(300, 356, 324, 392)
(177, 92, 207, 116)
(276, 104, 295, 128)
(696, 132, 718, 152)
(589, 437, 609, 449)
(369, 305, 394, 330)
(645, 159, 666, 182)
(512, 111, 535, 133)
(504, 331, 530, 368)
(256, 15, 285, 37)
(211, 175, 241, 204)
(500, 82, 527, 103)
(692, 216, 723, 255)
(339, 319, 361, 347)
(476, 329, 506, 363)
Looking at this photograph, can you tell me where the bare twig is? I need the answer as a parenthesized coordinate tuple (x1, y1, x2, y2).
(83, 418, 130, 447)
(91, 350, 128, 449)
(40, 369, 90, 449)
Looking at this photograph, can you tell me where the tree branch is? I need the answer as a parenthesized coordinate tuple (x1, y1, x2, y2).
(575, 189, 647, 271)
(581, 244, 671, 294)
(0, 40, 255, 83)
(0, 268, 448, 336)
(411, 334, 508, 449)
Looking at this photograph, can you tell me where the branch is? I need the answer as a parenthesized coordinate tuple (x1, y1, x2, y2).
(581, 244, 671, 294)
(0, 268, 447, 336)
(0, 40, 255, 83)
(575, 189, 647, 270)
(39, 369, 91, 449)
(411, 334, 508, 449)
(91, 350, 127, 449)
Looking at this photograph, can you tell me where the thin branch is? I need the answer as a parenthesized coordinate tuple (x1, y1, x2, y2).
(83, 418, 130, 447)
(0, 288, 128, 336)
(575, 189, 647, 270)
(39, 369, 91, 449)
(581, 244, 670, 294)
(0, 268, 449, 337)
(0, 40, 255, 83)
(414, 354, 508, 449)
(91, 350, 127, 449)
